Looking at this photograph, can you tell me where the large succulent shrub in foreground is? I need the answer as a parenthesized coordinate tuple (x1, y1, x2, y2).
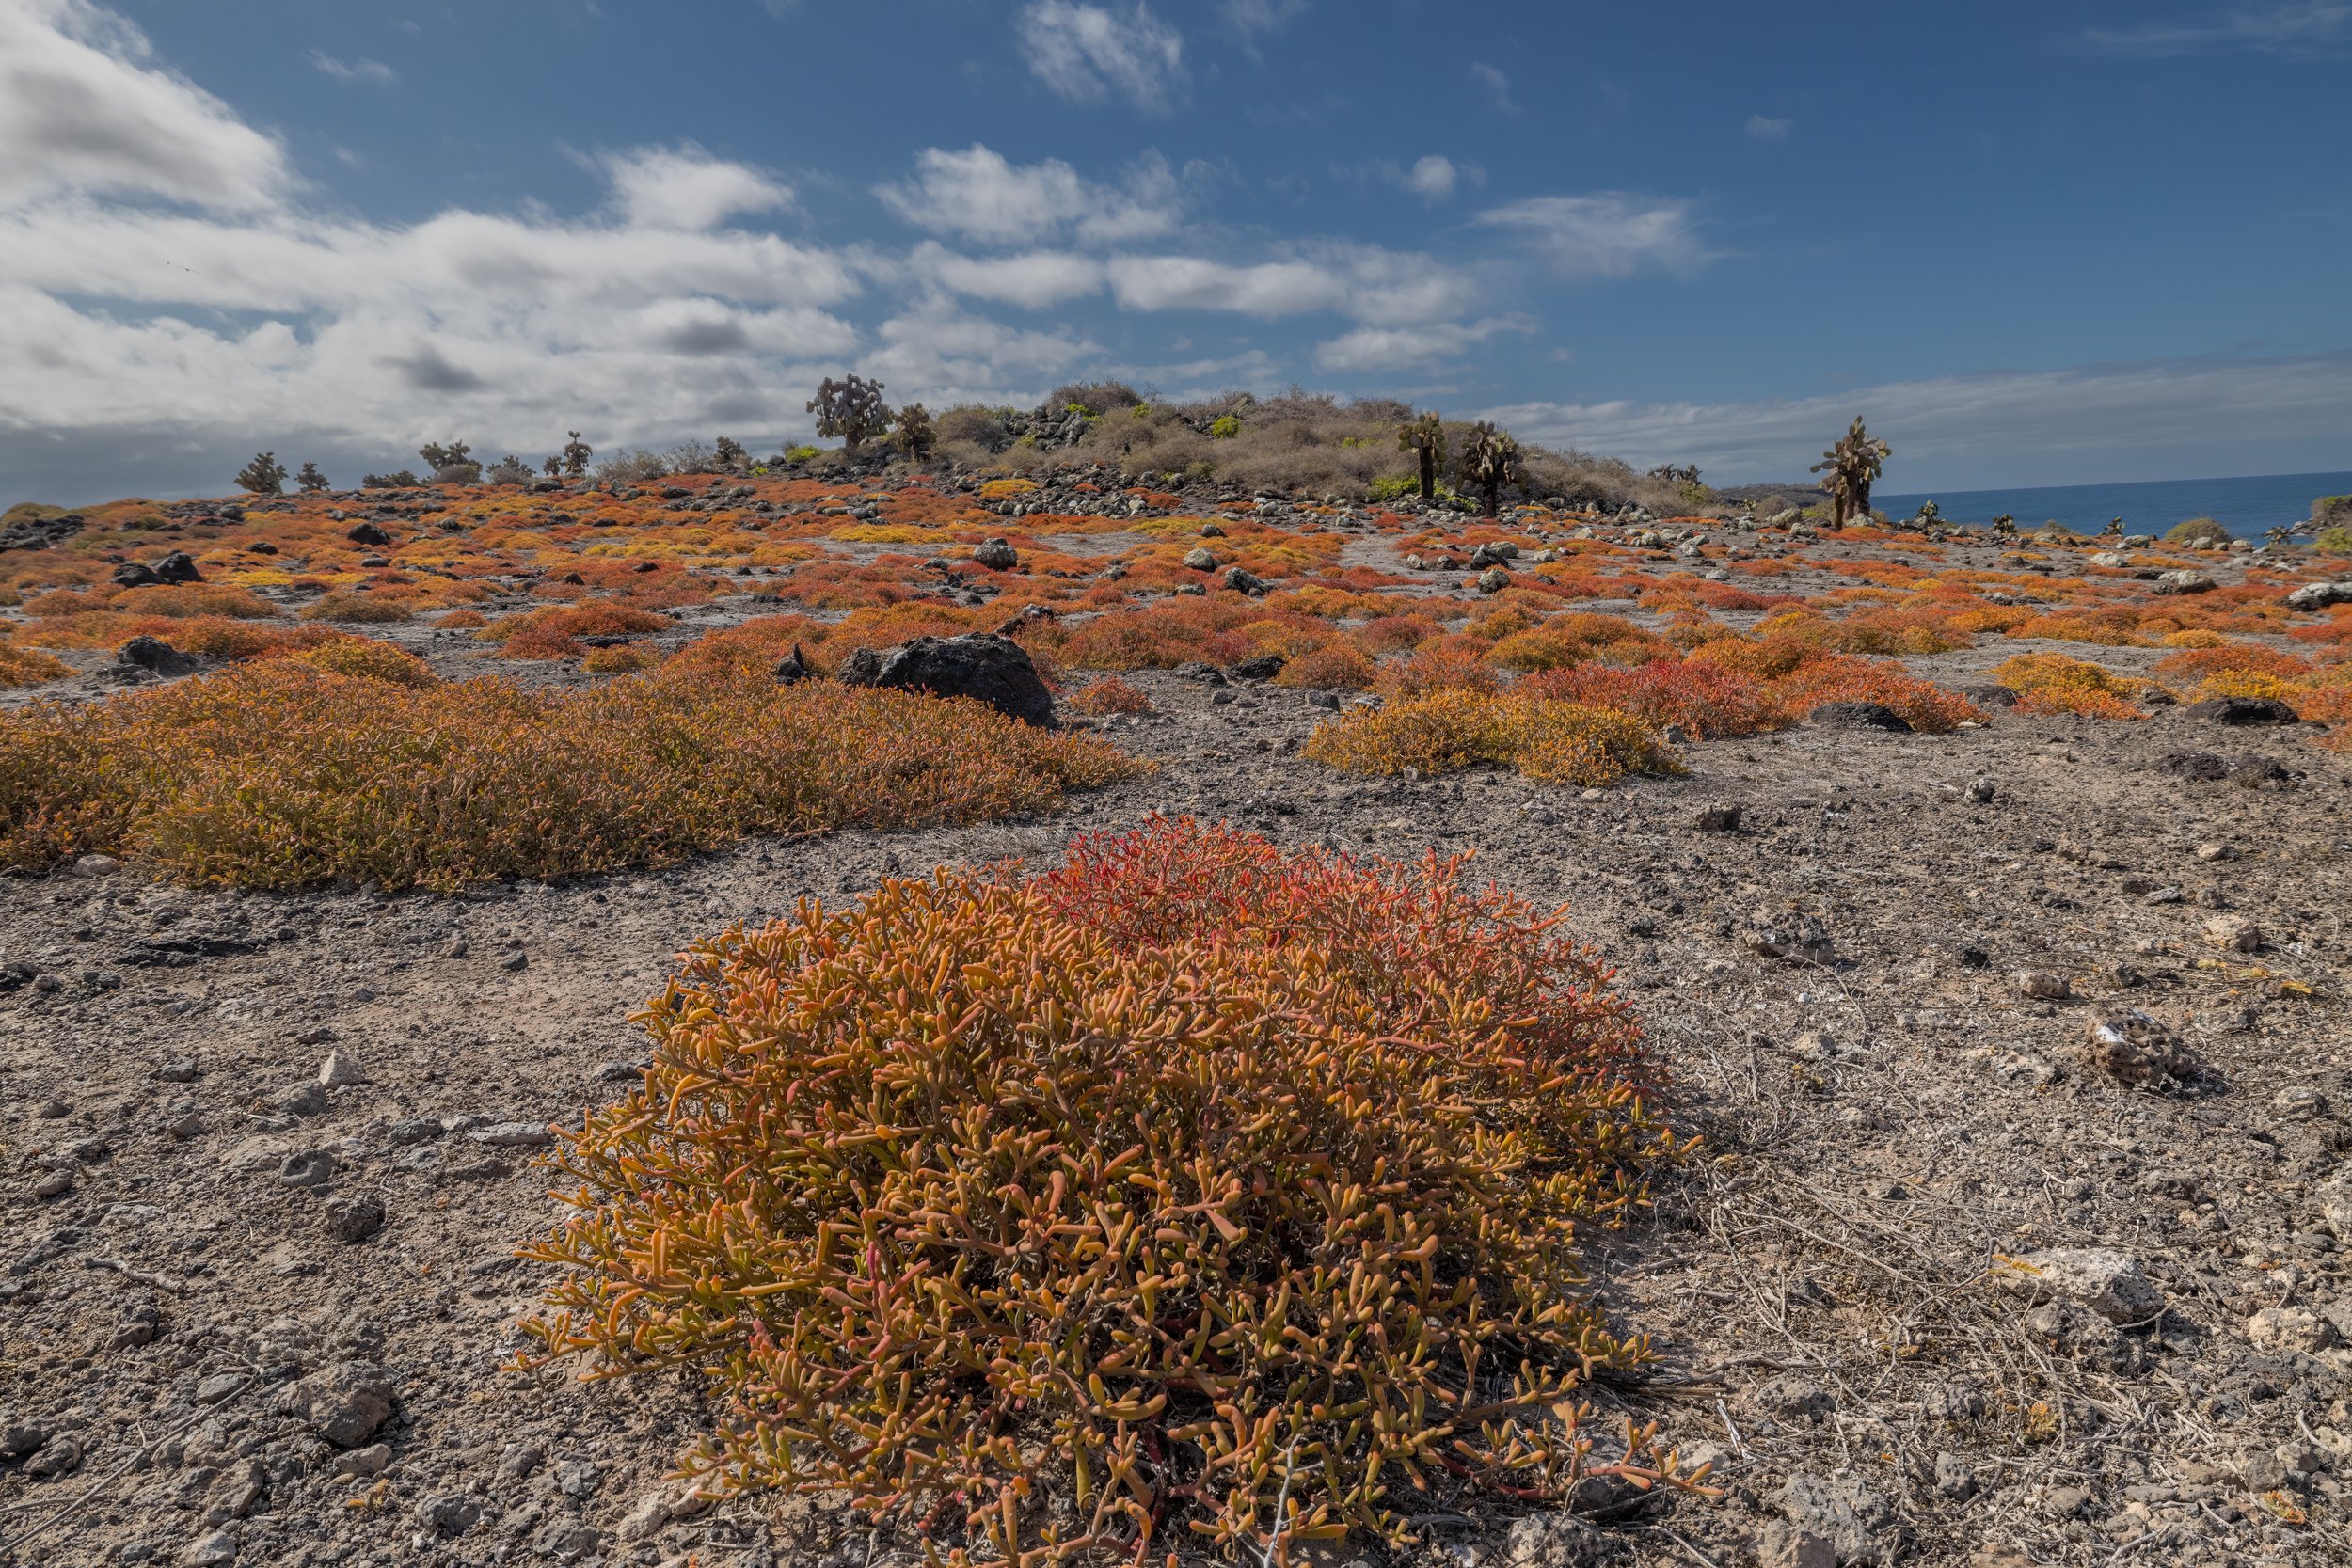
(522, 819, 1692, 1560)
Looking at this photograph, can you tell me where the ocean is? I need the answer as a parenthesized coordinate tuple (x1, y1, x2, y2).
(1871, 469, 2352, 539)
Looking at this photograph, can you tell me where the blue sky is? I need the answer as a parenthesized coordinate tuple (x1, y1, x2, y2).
(2, 0, 2348, 500)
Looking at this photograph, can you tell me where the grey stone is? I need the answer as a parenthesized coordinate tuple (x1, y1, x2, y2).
(279, 1360, 395, 1448)
(1778, 1472, 1891, 1565)
(1757, 1522, 1836, 1568)
(180, 1528, 238, 1566)
(324, 1195, 385, 1243)
(468, 1122, 552, 1148)
(277, 1148, 338, 1188)
(1498, 1511, 1609, 1567)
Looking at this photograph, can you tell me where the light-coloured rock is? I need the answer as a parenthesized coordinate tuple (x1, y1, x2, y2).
(2201, 914, 2261, 953)
(318, 1050, 365, 1088)
(2316, 1173, 2352, 1240)
(2000, 1248, 2163, 1324)
(2246, 1306, 2336, 1354)
(2015, 970, 2071, 1000)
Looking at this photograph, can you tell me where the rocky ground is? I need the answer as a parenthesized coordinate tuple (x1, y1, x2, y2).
(3, 662, 2347, 1568)
(3, 507, 2350, 1568)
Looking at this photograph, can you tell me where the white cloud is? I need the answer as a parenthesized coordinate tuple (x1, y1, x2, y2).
(1481, 351, 2352, 485)
(1314, 316, 1529, 372)
(2081, 1, 2352, 55)
(0, 0, 289, 210)
(877, 144, 1181, 247)
(1222, 0, 1309, 54)
(910, 243, 1105, 309)
(308, 51, 398, 86)
(1468, 61, 1516, 113)
(1017, 2, 1186, 113)
(861, 298, 1103, 404)
(1404, 155, 1459, 200)
(1099, 245, 1474, 323)
(1743, 114, 1791, 141)
(600, 143, 792, 230)
(1105, 255, 1336, 316)
(1473, 193, 1711, 278)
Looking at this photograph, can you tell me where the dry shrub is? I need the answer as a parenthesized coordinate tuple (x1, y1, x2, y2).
(1269, 641, 1376, 690)
(1772, 656, 1985, 734)
(497, 626, 586, 660)
(580, 644, 665, 674)
(298, 591, 411, 624)
(0, 644, 72, 689)
(1374, 640, 1502, 700)
(520, 819, 1690, 1559)
(1990, 653, 2150, 721)
(1307, 689, 1682, 787)
(112, 583, 280, 620)
(0, 666, 1139, 889)
(1486, 613, 1670, 673)
(2150, 644, 2312, 685)
(480, 603, 673, 643)
(1065, 674, 1153, 715)
(1525, 657, 1787, 739)
(287, 639, 436, 687)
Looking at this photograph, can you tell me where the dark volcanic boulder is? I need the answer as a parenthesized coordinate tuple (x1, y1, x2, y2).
(1955, 683, 2019, 709)
(772, 644, 814, 685)
(2185, 696, 2297, 726)
(152, 550, 203, 584)
(1808, 702, 1913, 733)
(117, 636, 201, 677)
(345, 521, 392, 546)
(1228, 652, 1286, 681)
(111, 562, 163, 588)
(839, 634, 1054, 726)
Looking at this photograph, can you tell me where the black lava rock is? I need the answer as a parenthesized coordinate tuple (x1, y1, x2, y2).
(116, 636, 201, 677)
(152, 550, 203, 584)
(1228, 653, 1287, 681)
(1808, 702, 1913, 733)
(2184, 696, 2298, 726)
(838, 634, 1055, 726)
(345, 521, 392, 546)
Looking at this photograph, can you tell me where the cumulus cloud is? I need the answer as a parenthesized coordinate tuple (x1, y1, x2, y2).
(877, 144, 1181, 246)
(0, 0, 290, 210)
(1017, 1, 1186, 112)
(1314, 316, 1530, 372)
(308, 51, 398, 86)
(1482, 351, 2352, 485)
(1473, 193, 1712, 278)
(1102, 244, 1475, 324)
(861, 298, 1103, 404)
(1743, 114, 1791, 141)
(1468, 62, 1516, 113)
(600, 143, 793, 230)
(909, 243, 1105, 309)
(2080, 1, 2352, 55)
